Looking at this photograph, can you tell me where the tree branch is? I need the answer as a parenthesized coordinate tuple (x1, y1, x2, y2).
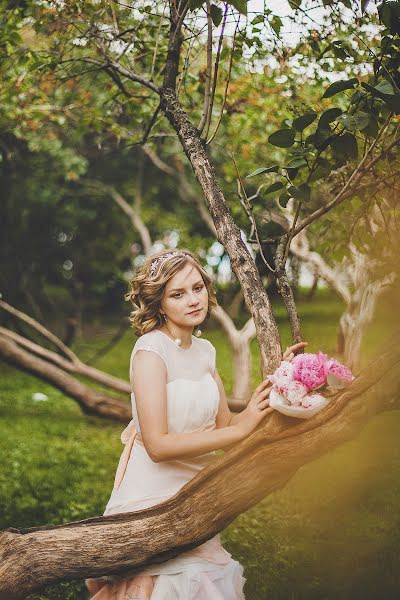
(1, 336, 399, 599)
(0, 335, 130, 422)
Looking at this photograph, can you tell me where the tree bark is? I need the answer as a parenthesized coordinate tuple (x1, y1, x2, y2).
(160, 88, 281, 375)
(1, 338, 399, 599)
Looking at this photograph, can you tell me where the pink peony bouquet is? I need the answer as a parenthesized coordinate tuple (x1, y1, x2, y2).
(268, 351, 354, 419)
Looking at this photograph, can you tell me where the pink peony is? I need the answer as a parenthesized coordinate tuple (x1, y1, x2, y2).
(302, 392, 326, 408)
(292, 352, 328, 390)
(286, 381, 308, 406)
(268, 360, 294, 395)
(326, 358, 353, 388)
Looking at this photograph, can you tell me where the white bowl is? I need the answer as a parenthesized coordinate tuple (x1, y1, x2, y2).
(269, 388, 330, 420)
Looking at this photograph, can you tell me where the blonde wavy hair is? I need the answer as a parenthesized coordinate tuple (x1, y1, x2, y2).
(125, 248, 218, 336)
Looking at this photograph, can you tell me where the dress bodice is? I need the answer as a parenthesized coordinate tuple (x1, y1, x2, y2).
(129, 330, 219, 435)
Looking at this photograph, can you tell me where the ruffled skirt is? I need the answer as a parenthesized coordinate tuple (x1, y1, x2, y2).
(86, 434, 246, 598)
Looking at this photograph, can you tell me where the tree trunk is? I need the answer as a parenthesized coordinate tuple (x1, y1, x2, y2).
(1, 337, 399, 599)
(339, 246, 395, 371)
(160, 88, 281, 376)
(212, 305, 256, 408)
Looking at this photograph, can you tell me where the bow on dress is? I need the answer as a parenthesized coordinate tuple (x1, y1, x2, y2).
(112, 419, 137, 491)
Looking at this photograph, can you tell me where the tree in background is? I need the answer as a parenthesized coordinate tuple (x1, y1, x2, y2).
(0, 1, 399, 596)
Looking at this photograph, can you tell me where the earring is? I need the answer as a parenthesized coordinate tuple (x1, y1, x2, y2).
(194, 328, 202, 337)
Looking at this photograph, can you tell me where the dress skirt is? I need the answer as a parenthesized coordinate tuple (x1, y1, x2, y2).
(85, 428, 246, 600)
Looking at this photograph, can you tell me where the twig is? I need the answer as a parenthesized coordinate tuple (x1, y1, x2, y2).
(207, 13, 239, 144)
(230, 153, 276, 274)
(197, 0, 213, 135)
(204, 2, 229, 140)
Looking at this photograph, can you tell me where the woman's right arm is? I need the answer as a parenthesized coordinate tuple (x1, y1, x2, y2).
(132, 350, 271, 463)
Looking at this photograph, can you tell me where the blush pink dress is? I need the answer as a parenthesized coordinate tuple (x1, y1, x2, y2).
(85, 329, 246, 599)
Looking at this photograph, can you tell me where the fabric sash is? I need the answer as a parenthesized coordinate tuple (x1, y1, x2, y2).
(112, 419, 137, 491)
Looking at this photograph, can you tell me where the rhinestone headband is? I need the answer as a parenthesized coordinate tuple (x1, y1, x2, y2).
(149, 251, 188, 275)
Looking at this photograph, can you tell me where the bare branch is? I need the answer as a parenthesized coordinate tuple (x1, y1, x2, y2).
(197, 0, 213, 136)
(207, 13, 238, 145)
(0, 327, 130, 395)
(1, 337, 399, 598)
(0, 335, 131, 423)
(0, 300, 77, 362)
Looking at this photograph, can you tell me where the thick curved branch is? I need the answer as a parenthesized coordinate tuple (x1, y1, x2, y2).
(1, 337, 399, 599)
(0, 335, 131, 422)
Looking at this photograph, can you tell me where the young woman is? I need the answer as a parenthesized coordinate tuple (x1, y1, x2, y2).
(86, 249, 302, 599)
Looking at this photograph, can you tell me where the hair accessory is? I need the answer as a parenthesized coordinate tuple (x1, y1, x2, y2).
(194, 328, 202, 337)
(149, 251, 188, 276)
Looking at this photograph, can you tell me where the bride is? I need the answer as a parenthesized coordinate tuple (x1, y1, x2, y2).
(86, 248, 302, 599)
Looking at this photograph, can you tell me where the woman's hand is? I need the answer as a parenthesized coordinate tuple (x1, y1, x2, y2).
(236, 379, 273, 438)
(282, 341, 309, 362)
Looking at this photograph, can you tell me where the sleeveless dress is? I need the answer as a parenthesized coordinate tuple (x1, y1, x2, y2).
(86, 329, 246, 599)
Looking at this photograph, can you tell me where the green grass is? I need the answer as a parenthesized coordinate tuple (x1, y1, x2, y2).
(1, 289, 399, 599)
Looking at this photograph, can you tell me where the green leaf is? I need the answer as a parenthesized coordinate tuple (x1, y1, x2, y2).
(280, 118, 293, 129)
(332, 132, 358, 161)
(286, 167, 299, 180)
(321, 78, 358, 99)
(246, 165, 279, 178)
(288, 0, 302, 8)
(308, 125, 334, 150)
(229, 0, 248, 15)
(279, 191, 291, 208)
(188, 0, 204, 10)
(210, 4, 223, 26)
(383, 94, 400, 114)
(364, 114, 379, 138)
(362, 80, 395, 97)
(285, 157, 308, 169)
(268, 128, 296, 148)
(350, 89, 367, 105)
(288, 184, 311, 201)
(319, 107, 343, 127)
(378, 1, 400, 35)
(270, 15, 283, 35)
(251, 15, 264, 25)
(336, 111, 370, 131)
(331, 41, 349, 61)
(293, 112, 317, 131)
(264, 181, 285, 194)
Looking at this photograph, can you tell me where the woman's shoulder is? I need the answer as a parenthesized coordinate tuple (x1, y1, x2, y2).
(196, 336, 216, 373)
(131, 330, 167, 363)
(135, 329, 162, 344)
(196, 336, 215, 352)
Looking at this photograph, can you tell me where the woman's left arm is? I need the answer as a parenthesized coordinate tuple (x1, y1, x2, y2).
(214, 341, 309, 428)
(214, 368, 234, 428)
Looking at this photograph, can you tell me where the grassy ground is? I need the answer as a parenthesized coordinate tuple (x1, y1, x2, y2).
(0, 289, 399, 599)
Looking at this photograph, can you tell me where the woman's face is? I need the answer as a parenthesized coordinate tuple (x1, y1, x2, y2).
(160, 263, 209, 328)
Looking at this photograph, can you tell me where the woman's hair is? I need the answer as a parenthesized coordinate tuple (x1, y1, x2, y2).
(125, 248, 218, 336)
